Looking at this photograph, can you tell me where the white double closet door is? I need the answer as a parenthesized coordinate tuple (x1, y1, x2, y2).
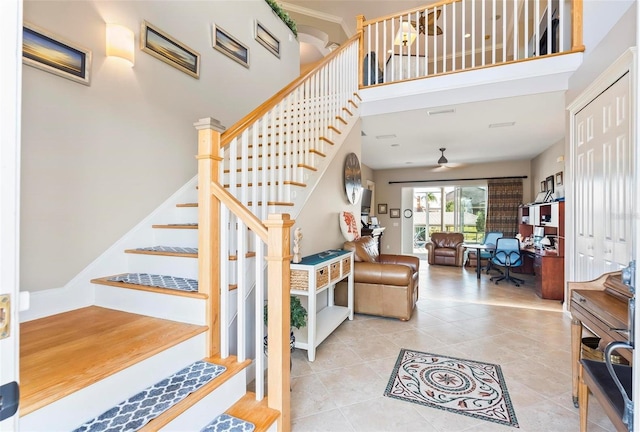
(571, 59, 633, 281)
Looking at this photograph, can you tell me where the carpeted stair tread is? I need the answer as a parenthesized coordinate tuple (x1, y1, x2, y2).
(200, 414, 255, 432)
(109, 273, 197, 291)
(73, 360, 227, 432)
(91, 274, 206, 299)
(125, 245, 198, 258)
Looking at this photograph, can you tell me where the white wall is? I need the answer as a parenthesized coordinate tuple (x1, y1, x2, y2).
(293, 120, 362, 256)
(21, 0, 299, 292)
(531, 138, 565, 198)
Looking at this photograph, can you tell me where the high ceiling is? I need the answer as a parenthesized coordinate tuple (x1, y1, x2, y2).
(283, 0, 570, 171)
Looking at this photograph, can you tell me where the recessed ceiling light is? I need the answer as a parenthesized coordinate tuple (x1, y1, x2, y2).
(427, 108, 455, 115)
(489, 121, 516, 128)
(376, 134, 397, 139)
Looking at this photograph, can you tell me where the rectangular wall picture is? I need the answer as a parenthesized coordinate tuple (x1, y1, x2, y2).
(22, 22, 92, 86)
(213, 24, 249, 68)
(141, 21, 200, 79)
(255, 20, 280, 58)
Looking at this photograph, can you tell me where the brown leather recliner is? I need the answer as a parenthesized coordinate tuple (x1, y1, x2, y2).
(335, 236, 419, 321)
(425, 232, 465, 267)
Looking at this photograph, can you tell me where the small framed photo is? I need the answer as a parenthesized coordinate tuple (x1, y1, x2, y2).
(556, 171, 563, 186)
(540, 181, 546, 192)
(213, 24, 249, 68)
(546, 175, 555, 194)
(141, 21, 200, 79)
(22, 22, 92, 86)
(378, 203, 388, 214)
(255, 20, 280, 58)
(390, 208, 401, 218)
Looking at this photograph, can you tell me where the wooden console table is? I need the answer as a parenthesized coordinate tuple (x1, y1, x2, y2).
(568, 271, 631, 407)
(290, 249, 354, 361)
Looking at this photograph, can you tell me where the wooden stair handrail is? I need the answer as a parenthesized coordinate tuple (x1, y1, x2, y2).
(220, 33, 360, 148)
(209, 181, 268, 242)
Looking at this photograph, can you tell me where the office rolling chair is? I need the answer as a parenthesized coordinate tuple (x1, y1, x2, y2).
(489, 237, 524, 286)
(482, 231, 503, 274)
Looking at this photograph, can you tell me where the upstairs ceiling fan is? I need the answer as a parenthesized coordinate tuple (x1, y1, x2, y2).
(416, 9, 443, 36)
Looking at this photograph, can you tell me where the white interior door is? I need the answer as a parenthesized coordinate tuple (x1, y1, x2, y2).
(572, 63, 633, 281)
(0, 0, 22, 429)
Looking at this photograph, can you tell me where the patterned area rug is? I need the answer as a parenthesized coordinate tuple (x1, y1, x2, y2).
(384, 349, 519, 428)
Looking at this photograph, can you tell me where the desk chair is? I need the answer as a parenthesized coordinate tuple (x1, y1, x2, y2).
(482, 231, 503, 274)
(489, 237, 524, 286)
(578, 263, 634, 431)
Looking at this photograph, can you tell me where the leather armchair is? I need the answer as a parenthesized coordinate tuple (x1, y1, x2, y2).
(335, 236, 419, 321)
(425, 232, 465, 267)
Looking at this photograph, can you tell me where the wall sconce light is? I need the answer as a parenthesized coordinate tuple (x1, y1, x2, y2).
(106, 23, 134, 66)
(393, 21, 418, 46)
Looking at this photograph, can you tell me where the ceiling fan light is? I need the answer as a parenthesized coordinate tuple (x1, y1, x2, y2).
(437, 155, 448, 165)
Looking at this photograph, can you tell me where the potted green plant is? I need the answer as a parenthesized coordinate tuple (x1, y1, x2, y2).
(263, 295, 307, 353)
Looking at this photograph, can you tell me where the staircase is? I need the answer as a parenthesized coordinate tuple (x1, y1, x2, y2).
(19, 35, 360, 432)
(18, 0, 585, 427)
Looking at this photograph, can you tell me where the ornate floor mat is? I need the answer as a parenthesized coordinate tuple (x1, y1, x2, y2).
(384, 348, 519, 428)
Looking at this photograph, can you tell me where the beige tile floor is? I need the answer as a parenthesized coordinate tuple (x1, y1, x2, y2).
(289, 262, 617, 432)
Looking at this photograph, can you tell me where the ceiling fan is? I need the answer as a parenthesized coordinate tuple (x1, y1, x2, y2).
(416, 10, 443, 36)
(428, 148, 465, 171)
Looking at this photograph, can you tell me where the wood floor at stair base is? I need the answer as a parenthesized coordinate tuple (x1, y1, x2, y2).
(20, 306, 207, 429)
(93, 283, 208, 325)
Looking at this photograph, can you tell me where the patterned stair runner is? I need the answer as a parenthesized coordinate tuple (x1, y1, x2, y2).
(200, 414, 255, 432)
(108, 273, 198, 292)
(136, 246, 198, 254)
(74, 360, 226, 432)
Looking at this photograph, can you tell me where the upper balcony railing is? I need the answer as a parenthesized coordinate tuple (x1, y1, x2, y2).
(357, 0, 584, 87)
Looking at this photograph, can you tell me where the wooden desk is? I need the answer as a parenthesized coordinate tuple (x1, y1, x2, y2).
(521, 247, 564, 300)
(568, 272, 631, 407)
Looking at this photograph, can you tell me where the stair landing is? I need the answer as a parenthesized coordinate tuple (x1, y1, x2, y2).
(19, 306, 208, 416)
